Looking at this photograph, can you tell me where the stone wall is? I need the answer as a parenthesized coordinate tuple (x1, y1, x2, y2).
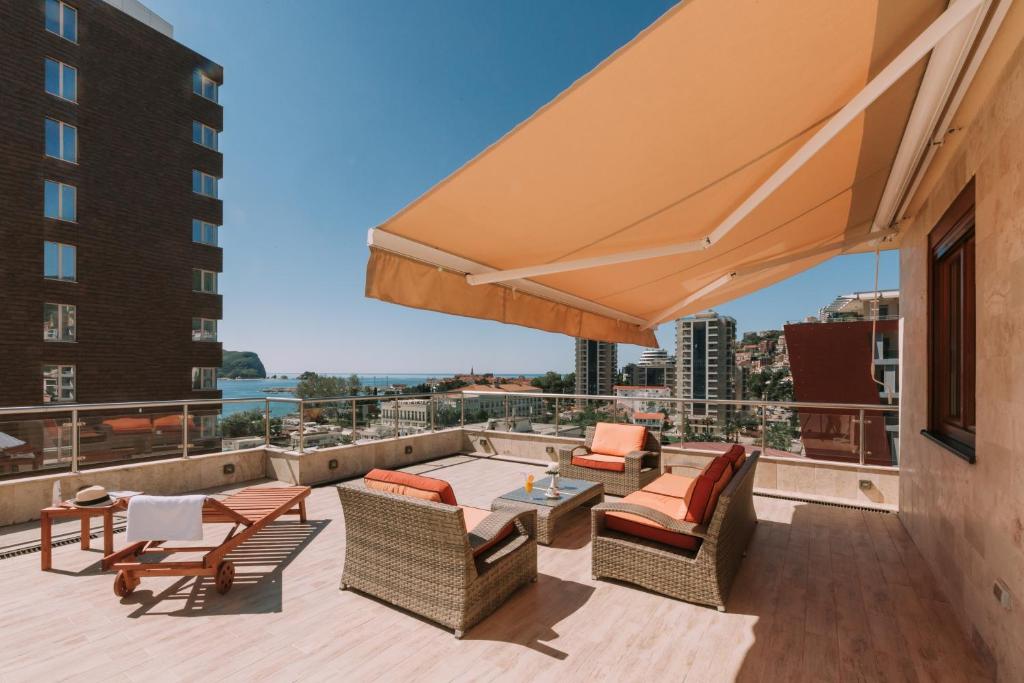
(267, 428, 466, 486)
(464, 428, 898, 509)
(898, 27, 1024, 680)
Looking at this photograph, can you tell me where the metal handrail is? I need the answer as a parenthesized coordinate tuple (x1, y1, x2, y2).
(0, 389, 898, 473)
(458, 390, 896, 412)
(0, 396, 264, 416)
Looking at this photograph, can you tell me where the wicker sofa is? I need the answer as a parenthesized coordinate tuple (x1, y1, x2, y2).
(591, 448, 759, 610)
(336, 472, 538, 638)
(558, 423, 662, 496)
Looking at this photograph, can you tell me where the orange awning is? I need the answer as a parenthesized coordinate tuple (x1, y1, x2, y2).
(366, 0, 1000, 345)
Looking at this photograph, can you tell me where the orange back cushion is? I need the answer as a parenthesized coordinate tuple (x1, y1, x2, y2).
(364, 468, 458, 506)
(103, 417, 152, 434)
(684, 456, 734, 524)
(590, 423, 647, 457)
(722, 444, 747, 472)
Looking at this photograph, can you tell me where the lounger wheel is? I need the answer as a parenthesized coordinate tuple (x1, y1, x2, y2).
(215, 561, 235, 594)
(114, 570, 137, 598)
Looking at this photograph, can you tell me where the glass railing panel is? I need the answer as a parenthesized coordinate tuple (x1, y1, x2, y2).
(216, 400, 266, 452)
(294, 399, 352, 449)
(460, 393, 506, 428)
(268, 398, 301, 449)
(77, 409, 186, 468)
(434, 394, 462, 429)
(0, 415, 72, 477)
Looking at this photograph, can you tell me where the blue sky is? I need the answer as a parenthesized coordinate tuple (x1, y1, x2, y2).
(149, 0, 898, 374)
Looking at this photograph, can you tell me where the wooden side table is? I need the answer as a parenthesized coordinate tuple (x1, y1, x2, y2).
(40, 498, 128, 571)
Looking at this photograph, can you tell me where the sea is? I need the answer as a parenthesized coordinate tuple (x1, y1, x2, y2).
(219, 373, 543, 418)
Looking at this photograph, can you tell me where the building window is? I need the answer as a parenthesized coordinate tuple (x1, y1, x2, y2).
(192, 170, 218, 198)
(43, 241, 76, 281)
(45, 119, 77, 163)
(44, 58, 77, 102)
(45, 0, 77, 42)
(929, 181, 976, 454)
(44, 180, 76, 221)
(192, 317, 218, 341)
(192, 367, 217, 391)
(192, 121, 218, 150)
(192, 219, 219, 246)
(192, 268, 218, 293)
(192, 70, 218, 102)
(44, 303, 76, 342)
(43, 364, 76, 402)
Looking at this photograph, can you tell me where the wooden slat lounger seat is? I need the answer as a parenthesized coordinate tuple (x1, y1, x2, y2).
(105, 485, 311, 598)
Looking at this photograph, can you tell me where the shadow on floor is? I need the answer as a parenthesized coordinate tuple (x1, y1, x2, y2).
(465, 573, 596, 659)
(120, 518, 329, 618)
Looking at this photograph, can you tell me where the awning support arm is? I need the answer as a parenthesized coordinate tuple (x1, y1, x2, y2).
(466, 0, 984, 288)
(641, 229, 898, 329)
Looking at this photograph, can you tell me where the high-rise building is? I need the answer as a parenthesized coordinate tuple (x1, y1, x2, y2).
(629, 348, 677, 388)
(574, 339, 617, 396)
(675, 312, 737, 429)
(0, 0, 224, 407)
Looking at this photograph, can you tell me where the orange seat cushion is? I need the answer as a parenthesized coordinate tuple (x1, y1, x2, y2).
(152, 415, 196, 431)
(364, 468, 458, 506)
(722, 444, 747, 472)
(102, 417, 152, 434)
(590, 423, 647, 457)
(572, 453, 626, 472)
(642, 473, 696, 499)
(689, 456, 734, 524)
(460, 505, 514, 557)
(605, 490, 701, 551)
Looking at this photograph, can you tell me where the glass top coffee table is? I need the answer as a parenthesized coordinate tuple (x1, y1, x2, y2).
(491, 477, 604, 545)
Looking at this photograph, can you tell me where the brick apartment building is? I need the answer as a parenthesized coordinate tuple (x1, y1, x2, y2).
(0, 0, 224, 408)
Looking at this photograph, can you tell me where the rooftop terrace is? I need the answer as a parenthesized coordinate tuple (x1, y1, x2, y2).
(2, 455, 990, 681)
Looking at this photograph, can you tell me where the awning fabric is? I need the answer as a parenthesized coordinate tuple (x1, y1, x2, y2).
(366, 0, 951, 345)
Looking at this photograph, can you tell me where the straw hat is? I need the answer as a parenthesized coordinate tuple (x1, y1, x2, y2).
(71, 485, 112, 508)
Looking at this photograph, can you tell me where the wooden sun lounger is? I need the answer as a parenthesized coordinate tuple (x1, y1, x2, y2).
(105, 485, 311, 598)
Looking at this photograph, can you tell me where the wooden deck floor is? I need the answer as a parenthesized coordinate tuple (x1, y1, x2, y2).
(3, 455, 991, 682)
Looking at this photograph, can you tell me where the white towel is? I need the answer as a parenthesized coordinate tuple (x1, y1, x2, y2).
(126, 495, 206, 542)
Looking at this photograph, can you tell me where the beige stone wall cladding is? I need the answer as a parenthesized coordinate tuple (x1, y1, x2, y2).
(268, 429, 466, 486)
(0, 448, 266, 527)
(463, 429, 896, 509)
(898, 33, 1024, 681)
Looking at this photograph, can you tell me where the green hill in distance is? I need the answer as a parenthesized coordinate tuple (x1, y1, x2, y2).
(221, 350, 267, 379)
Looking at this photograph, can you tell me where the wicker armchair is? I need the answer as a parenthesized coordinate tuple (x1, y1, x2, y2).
(590, 452, 759, 611)
(336, 482, 538, 638)
(558, 424, 662, 496)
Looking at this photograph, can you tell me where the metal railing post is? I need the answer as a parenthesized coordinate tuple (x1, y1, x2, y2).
(394, 397, 400, 438)
(182, 403, 190, 458)
(858, 408, 866, 465)
(460, 394, 465, 427)
(554, 396, 560, 436)
(352, 398, 357, 432)
(504, 395, 510, 425)
(430, 395, 436, 432)
(761, 404, 767, 451)
(70, 408, 79, 473)
(264, 399, 271, 446)
(298, 400, 305, 452)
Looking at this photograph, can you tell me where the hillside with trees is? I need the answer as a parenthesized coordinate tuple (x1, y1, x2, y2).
(220, 350, 267, 379)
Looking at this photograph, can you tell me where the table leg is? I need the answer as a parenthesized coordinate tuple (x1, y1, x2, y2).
(103, 510, 114, 555)
(41, 511, 52, 571)
(81, 514, 91, 550)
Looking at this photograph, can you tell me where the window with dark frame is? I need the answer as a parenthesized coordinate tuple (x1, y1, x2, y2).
(928, 180, 976, 457)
